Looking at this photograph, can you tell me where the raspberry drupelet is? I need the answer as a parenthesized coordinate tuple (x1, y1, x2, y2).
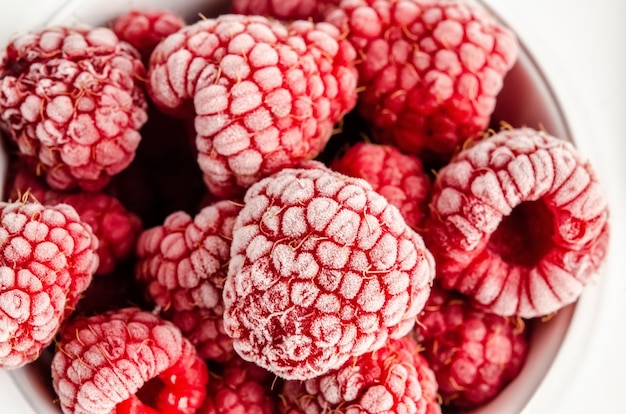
(51, 307, 208, 414)
(0, 201, 99, 368)
(135, 200, 242, 362)
(324, 0, 519, 165)
(0, 25, 148, 191)
(331, 141, 432, 230)
(425, 127, 610, 318)
(222, 161, 436, 380)
(147, 14, 359, 198)
(231, 0, 341, 22)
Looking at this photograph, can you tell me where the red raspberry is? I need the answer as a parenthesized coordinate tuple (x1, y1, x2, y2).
(136, 200, 242, 362)
(51, 307, 209, 414)
(231, 0, 340, 21)
(0, 25, 148, 191)
(198, 356, 277, 414)
(331, 141, 432, 229)
(279, 335, 439, 414)
(222, 161, 435, 380)
(415, 286, 528, 409)
(0, 201, 98, 368)
(324, 0, 519, 165)
(425, 127, 610, 317)
(147, 14, 359, 197)
(112, 9, 186, 63)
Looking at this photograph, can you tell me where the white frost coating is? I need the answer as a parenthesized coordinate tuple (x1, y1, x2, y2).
(357, 279, 385, 312)
(0, 290, 30, 321)
(220, 54, 251, 80)
(316, 240, 349, 269)
(291, 281, 320, 308)
(213, 123, 250, 156)
(306, 197, 340, 232)
(369, 233, 399, 269)
(315, 293, 341, 313)
(282, 207, 307, 238)
(249, 42, 280, 67)
(230, 80, 262, 115)
(228, 149, 263, 176)
(326, 209, 360, 245)
(194, 84, 228, 115)
(253, 66, 284, 91)
(361, 385, 395, 412)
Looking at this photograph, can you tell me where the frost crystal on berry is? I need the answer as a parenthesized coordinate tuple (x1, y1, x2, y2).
(222, 161, 435, 380)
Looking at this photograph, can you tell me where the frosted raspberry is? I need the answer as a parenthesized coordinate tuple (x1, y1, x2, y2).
(198, 356, 277, 414)
(136, 200, 242, 362)
(425, 127, 610, 317)
(0, 25, 148, 191)
(223, 161, 435, 380)
(0, 201, 98, 368)
(415, 286, 528, 408)
(147, 14, 359, 197)
(231, 0, 340, 21)
(324, 0, 519, 164)
(331, 141, 432, 229)
(51, 307, 208, 414)
(279, 335, 439, 414)
(112, 9, 186, 62)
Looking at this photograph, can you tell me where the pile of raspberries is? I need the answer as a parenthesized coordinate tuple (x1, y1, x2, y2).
(0, 1, 610, 413)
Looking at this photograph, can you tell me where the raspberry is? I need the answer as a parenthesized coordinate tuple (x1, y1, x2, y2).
(198, 356, 278, 414)
(331, 141, 432, 229)
(0, 201, 98, 368)
(0, 25, 148, 191)
(425, 127, 610, 317)
(112, 9, 186, 63)
(136, 200, 242, 362)
(147, 14, 359, 197)
(415, 286, 528, 409)
(279, 335, 439, 414)
(231, 0, 340, 21)
(222, 161, 435, 380)
(324, 0, 519, 165)
(51, 307, 209, 414)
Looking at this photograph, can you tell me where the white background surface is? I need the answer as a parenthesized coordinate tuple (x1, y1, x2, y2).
(0, 0, 624, 412)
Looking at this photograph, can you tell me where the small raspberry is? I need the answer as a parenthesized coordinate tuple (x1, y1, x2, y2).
(279, 335, 439, 414)
(0, 201, 98, 368)
(231, 0, 340, 21)
(147, 14, 359, 197)
(425, 127, 610, 317)
(415, 286, 528, 409)
(0, 25, 148, 191)
(198, 356, 278, 414)
(136, 200, 242, 362)
(324, 0, 519, 164)
(51, 307, 209, 414)
(222, 161, 435, 380)
(331, 141, 432, 229)
(112, 9, 186, 63)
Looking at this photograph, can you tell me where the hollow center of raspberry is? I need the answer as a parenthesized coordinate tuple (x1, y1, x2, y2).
(134, 376, 165, 411)
(487, 200, 555, 268)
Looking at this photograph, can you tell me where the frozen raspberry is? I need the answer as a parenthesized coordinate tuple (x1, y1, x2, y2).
(51, 307, 209, 414)
(136, 200, 242, 362)
(425, 127, 610, 317)
(222, 161, 435, 380)
(147, 14, 359, 197)
(279, 335, 439, 414)
(0, 25, 148, 191)
(415, 286, 528, 409)
(0, 201, 98, 368)
(198, 356, 277, 414)
(331, 141, 432, 229)
(324, 0, 519, 165)
(231, 0, 340, 21)
(112, 9, 186, 63)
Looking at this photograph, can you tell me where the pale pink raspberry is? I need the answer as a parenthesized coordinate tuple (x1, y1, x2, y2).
(222, 161, 435, 380)
(0, 201, 98, 368)
(147, 14, 359, 197)
(324, 0, 519, 165)
(0, 25, 148, 191)
(231, 0, 341, 21)
(279, 335, 440, 414)
(331, 141, 432, 229)
(425, 127, 610, 317)
(51, 307, 208, 414)
(135, 200, 242, 362)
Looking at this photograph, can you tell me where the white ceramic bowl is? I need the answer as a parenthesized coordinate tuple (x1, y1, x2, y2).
(0, 1, 600, 413)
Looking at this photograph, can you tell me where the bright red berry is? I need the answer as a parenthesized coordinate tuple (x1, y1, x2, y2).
(324, 0, 519, 165)
(0, 201, 98, 368)
(147, 14, 359, 197)
(51, 307, 209, 414)
(222, 161, 435, 380)
(425, 127, 610, 317)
